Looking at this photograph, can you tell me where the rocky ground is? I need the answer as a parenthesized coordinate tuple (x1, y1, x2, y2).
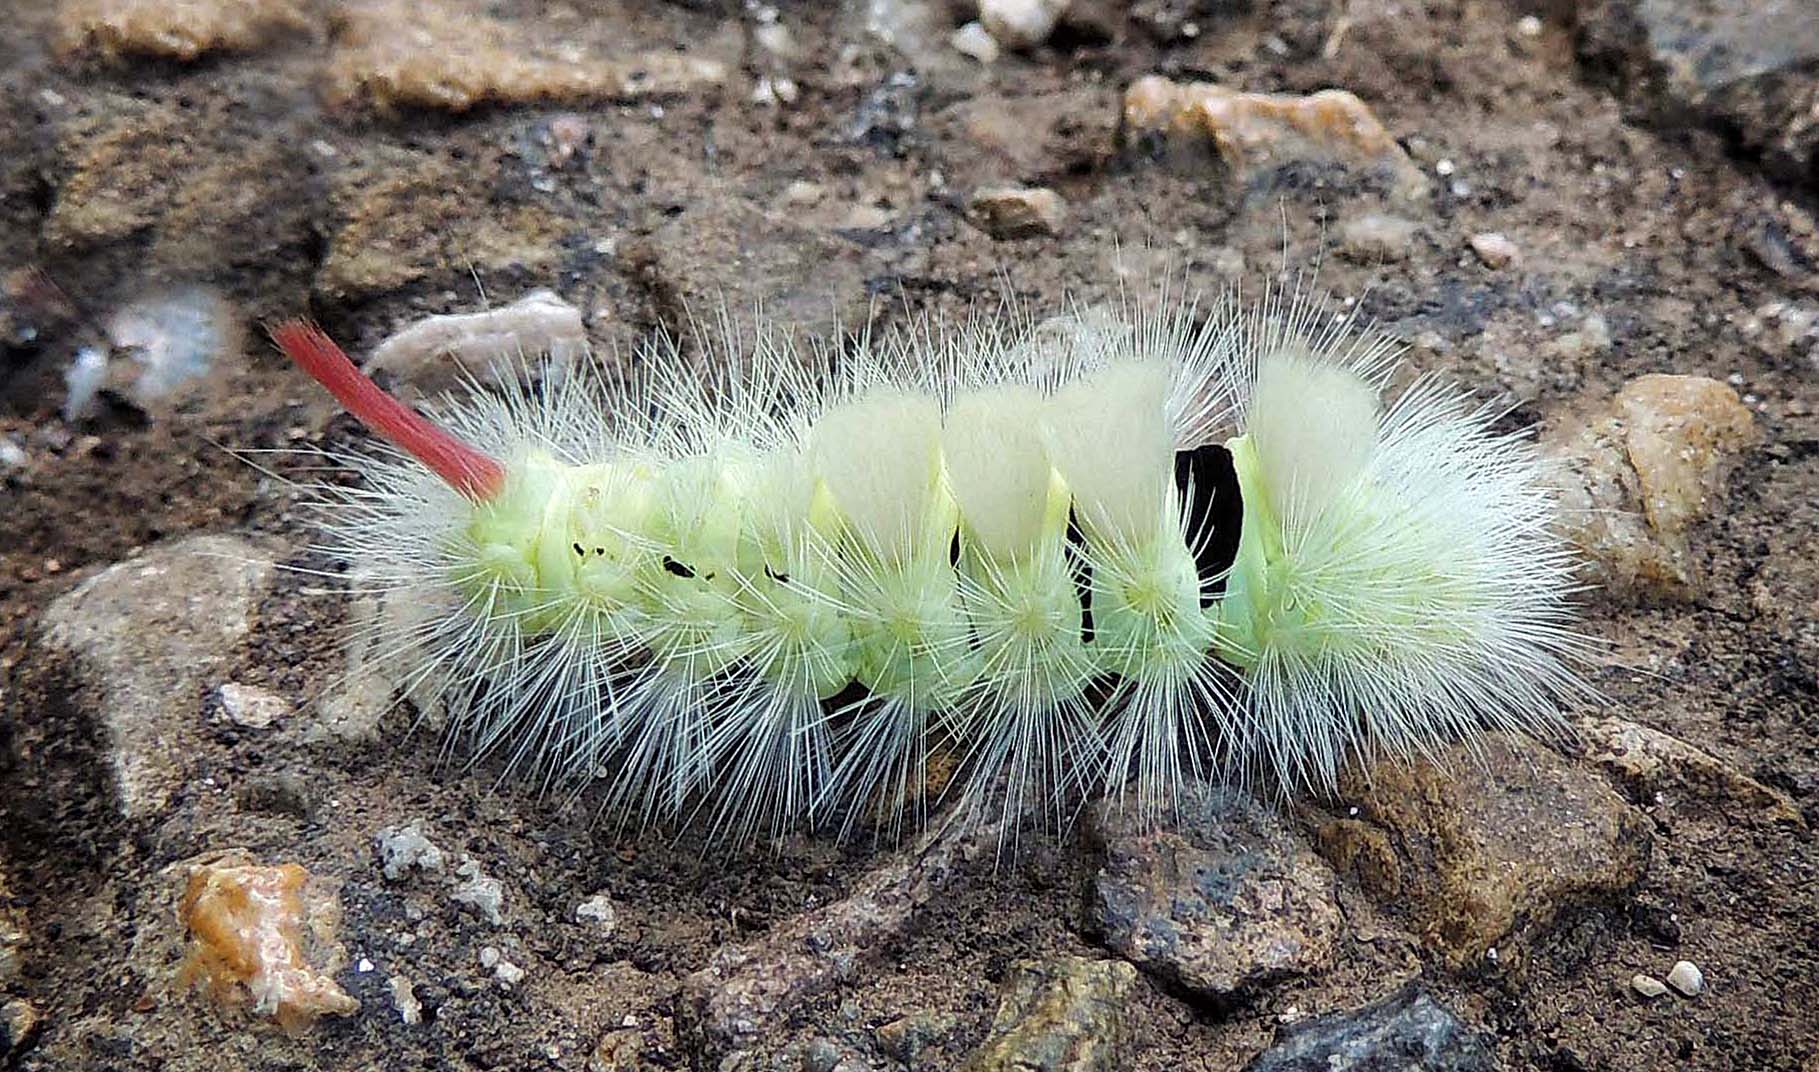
(1, 0, 1817, 1069)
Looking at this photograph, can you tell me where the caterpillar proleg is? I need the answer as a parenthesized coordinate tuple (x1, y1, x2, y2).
(274, 285, 1589, 843)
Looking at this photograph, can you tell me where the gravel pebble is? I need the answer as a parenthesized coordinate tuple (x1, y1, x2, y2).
(575, 893, 617, 930)
(216, 681, 289, 729)
(1631, 973, 1669, 999)
(980, 0, 1065, 49)
(1469, 232, 1520, 268)
(951, 21, 1000, 63)
(1667, 960, 1704, 997)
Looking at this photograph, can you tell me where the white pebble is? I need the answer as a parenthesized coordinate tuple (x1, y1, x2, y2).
(375, 820, 446, 882)
(1631, 973, 1669, 999)
(951, 21, 1001, 64)
(575, 893, 618, 930)
(451, 857, 506, 925)
(490, 952, 525, 987)
(389, 975, 422, 1025)
(216, 682, 290, 729)
(1516, 15, 1542, 36)
(753, 22, 794, 57)
(980, 0, 1065, 49)
(1667, 960, 1704, 997)
(1470, 232, 1521, 269)
(0, 438, 27, 468)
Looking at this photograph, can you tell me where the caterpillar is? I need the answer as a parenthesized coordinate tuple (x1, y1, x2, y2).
(273, 284, 1589, 845)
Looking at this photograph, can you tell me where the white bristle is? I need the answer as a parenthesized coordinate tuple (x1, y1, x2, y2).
(283, 280, 1592, 846)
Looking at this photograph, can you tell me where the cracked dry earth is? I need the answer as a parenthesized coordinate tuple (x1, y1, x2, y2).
(0, 0, 1817, 1069)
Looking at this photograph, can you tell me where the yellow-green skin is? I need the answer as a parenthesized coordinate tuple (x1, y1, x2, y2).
(456, 438, 1290, 712)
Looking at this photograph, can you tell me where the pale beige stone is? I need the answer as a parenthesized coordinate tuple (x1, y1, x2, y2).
(326, 0, 727, 113)
(1550, 374, 1756, 596)
(1123, 75, 1428, 197)
(1579, 715, 1804, 825)
(56, 0, 308, 62)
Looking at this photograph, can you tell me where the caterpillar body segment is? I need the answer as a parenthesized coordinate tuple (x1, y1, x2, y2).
(277, 290, 1587, 842)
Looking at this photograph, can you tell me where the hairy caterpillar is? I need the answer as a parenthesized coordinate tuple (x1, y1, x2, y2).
(273, 285, 1589, 844)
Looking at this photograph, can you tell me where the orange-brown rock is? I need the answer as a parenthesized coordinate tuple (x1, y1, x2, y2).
(56, 0, 309, 62)
(326, 0, 727, 113)
(1313, 737, 1651, 967)
(178, 854, 359, 1034)
(1123, 76, 1427, 197)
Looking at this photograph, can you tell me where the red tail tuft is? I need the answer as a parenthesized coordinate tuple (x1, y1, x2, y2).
(272, 321, 506, 501)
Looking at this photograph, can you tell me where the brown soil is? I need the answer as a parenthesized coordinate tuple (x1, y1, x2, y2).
(1, 1, 1815, 1070)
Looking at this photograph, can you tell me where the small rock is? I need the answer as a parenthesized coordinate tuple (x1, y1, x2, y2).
(1666, 960, 1704, 997)
(753, 22, 796, 59)
(1579, 0, 1819, 189)
(750, 75, 799, 107)
(38, 535, 278, 820)
(1550, 374, 1757, 596)
(1338, 214, 1419, 261)
(176, 852, 359, 1033)
(326, 0, 728, 112)
(1617, 376, 1758, 537)
(951, 21, 1001, 63)
(389, 974, 423, 1024)
(980, 0, 1067, 49)
(1579, 715, 1804, 825)
(1242, 984, 1495, 1072)
(575, 893, 617, 930)
(1123, 76, 1428, 198)
(959, 956, 1137, 1072)
(684, 817, 998, 1058)
(0, 438, 26, 468)
(365, 289, 587, 395)
(452, 858, 505, 925)
(1631, 973, 1670, 999)
(1312, 737, 1651, 966)
(1468, 232, 1520, 268)
(216, 682, 289, 730)
(969, 185, 1067, 239)
(375, 820, 447, 882)
(56, 0, 309, 62)
(486, 950, 526, 987)
(876, 1010, 956, 1064)
(0, 998, 41, 1060)
(1088, 791, 1343, 1000)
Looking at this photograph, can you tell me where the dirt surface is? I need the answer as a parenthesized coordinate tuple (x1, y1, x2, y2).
(1, 0, 1816, 1070)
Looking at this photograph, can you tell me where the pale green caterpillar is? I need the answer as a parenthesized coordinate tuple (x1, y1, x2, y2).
(275, 286, 1588, 843)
